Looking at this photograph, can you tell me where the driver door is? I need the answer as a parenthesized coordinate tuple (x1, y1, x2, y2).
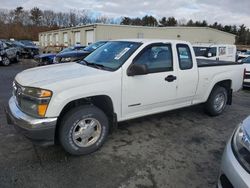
(122, 43, 178, 119)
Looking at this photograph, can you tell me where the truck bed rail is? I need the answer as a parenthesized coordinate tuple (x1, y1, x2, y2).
(197, 59, 243, 68)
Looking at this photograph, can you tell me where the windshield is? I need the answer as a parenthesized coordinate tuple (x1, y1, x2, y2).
(193, 47, 217, 57)
(60, 46, 76, 53)
(84, 41, 107, 52)
(13, 41, 25, 47)
(20, 40, 35, 46)
(83, 41, 141, 70)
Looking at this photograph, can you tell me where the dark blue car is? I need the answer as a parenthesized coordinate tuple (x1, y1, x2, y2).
(35, 45, 85, 66)
(36, 41, 107, 66)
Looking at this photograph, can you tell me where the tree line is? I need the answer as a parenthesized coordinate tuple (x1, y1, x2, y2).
(0, 7, 249, 45)
(121, 16, 250, 45)
(0, 7, 116, 40)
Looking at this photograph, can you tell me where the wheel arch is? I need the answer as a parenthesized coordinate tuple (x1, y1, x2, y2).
(207, 79, 232, 105)
(55, 95, 116, 142)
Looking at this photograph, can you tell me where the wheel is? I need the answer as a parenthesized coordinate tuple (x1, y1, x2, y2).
(205, 86, 228, 116)
(59, 105, 109, 155)
(2, 56, 10, 66)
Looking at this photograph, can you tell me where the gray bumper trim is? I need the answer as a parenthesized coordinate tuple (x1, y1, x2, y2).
(5, 97, 57, 145)
(7, 96, 57, 129)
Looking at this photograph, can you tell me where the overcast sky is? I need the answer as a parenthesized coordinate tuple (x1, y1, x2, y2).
(1, 0, 250, 27)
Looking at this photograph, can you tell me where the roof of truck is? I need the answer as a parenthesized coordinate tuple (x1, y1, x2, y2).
(112, 38, 190, 44)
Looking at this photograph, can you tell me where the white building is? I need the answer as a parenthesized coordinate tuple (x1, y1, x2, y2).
(39, 23, 236, 47)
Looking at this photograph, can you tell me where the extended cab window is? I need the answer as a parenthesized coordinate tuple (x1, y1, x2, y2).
(193, 47, 217, 57)
(133, 43, 173, 73)
(177, 44, 193, 70)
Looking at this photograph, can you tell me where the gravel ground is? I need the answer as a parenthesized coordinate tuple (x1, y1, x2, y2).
(0, 60, 249, 188)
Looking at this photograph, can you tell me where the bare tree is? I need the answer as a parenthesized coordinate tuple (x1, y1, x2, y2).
(42, 10, 56, 26)
(30, 7, 43, 26)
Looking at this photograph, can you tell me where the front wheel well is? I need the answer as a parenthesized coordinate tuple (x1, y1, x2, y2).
(55, 95, 116, 143)
(211, 80, 232, 105)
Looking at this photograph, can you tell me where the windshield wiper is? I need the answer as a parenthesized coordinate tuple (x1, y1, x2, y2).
(80, 60, 113, 71)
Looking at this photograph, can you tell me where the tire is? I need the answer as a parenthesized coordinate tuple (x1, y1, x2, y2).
(2, 56, 10, 66)
(59, 105, 109, 155)
(205, 86, 228, 116)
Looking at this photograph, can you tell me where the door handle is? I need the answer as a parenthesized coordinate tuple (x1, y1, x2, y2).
(165, 75, 177, 82)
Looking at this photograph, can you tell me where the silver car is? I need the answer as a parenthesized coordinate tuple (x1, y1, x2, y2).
(218, 116, 250, 188)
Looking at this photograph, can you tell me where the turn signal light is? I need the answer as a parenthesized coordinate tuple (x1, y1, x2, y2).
(38, 104, 48, 117)
(40, 90, 52, 98)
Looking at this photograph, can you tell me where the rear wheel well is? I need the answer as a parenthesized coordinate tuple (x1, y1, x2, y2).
(55, 95, 116, 143)
(211, 80, 232, 105)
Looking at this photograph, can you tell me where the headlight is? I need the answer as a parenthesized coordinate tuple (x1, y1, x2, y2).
(23, 87, 52, 98)
(232, 119, 250, 173)
(61, 57, 72, 62)
(13, 82, 52, 117)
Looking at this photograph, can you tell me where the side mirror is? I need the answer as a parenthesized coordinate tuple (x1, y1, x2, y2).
(127, 63, 148, 76)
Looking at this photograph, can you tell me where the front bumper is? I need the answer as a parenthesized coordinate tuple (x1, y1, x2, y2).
(5, 97, 57, 146)
(218, 137, 250, 188)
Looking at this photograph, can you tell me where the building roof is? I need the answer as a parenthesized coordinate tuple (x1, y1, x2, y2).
(39, 23, 236, 37)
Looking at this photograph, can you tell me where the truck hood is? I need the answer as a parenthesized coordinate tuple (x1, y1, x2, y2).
(15, 62, 108, 87)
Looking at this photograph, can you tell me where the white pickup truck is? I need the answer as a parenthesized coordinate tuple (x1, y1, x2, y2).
(6, 39, 244, 155)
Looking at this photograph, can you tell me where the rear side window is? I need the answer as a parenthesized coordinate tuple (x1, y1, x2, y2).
(219, 47, 226, 55)
(177, 44, 193, 70)
(193, 47, 217, 57)
(133, 43, 173, 73)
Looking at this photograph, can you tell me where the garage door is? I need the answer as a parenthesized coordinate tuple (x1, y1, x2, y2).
(45, 35, 47, 47)
(74, 32, 81, 45)
(55, 34, 59, 46)
(86, 30, 94, 45)
(49, 35, 53, 46)
(63, 33, 68, 46)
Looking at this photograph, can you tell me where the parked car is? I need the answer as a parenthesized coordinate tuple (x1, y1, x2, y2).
(35, 45, 86, 66)
(193, 44, 237, 62)
(5, 39, 244, 155)
(35, 53, 57, 66)
(218, 116, 250, 188)
(13, 40, 39, 58)
(238, 50, 250, 61)
(0, 41, 19, 66)
(53, 41, 107, 64)
(242, 56, 250, 88)
(5, 41, 22, 59)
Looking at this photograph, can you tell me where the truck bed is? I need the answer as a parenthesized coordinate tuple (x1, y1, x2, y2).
(197, 58, 242, 67)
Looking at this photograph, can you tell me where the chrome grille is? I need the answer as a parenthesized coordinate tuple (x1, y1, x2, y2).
(13, 81, 23, 107)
